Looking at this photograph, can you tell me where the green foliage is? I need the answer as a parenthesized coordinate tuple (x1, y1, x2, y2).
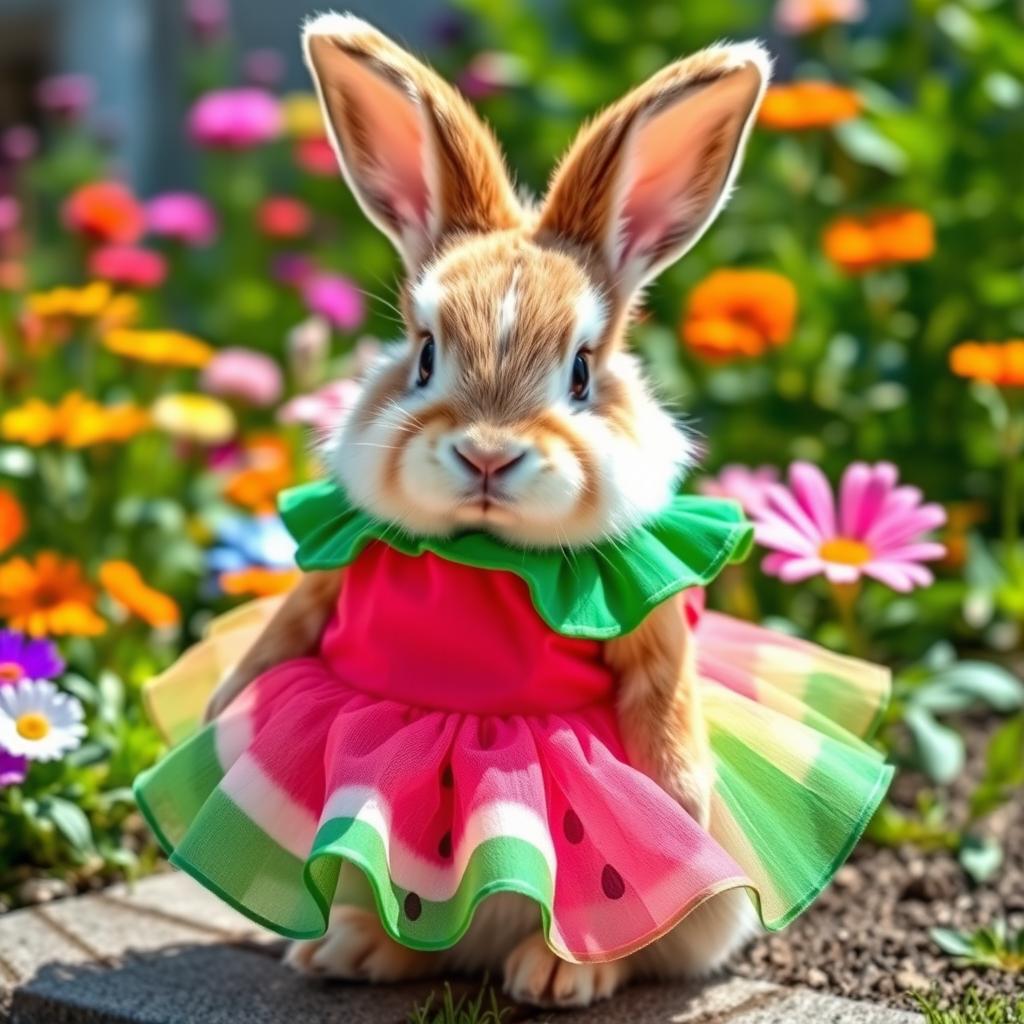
(931, 921, 1024, 973)
(408, 981, 511, 1024)
(914, 989, 1024, 1024)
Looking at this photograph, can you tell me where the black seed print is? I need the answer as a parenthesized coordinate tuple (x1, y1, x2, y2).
(404, 892, 422, 920)
(563, 809, 584, 844)
(441, 765, 453, 788)
(601, 865, 625, 900)
(438, 830, 452, 859)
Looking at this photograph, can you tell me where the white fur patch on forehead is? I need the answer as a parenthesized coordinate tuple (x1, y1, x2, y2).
(498, 266, 520, 347)
(412, 265, 445, 332)
(571, 285, 607, 350)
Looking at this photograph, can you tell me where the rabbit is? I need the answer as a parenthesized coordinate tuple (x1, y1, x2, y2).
(204, 12, 771, 1008)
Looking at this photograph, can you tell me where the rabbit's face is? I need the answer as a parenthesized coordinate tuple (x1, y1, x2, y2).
(305, 14, 769, 546)
(329, 232, 691, 546)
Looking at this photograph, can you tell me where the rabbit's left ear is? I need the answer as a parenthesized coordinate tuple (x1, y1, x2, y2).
(538, 42, 771, 298)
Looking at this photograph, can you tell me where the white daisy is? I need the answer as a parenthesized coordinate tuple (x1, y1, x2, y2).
(0, 679, 86, 762)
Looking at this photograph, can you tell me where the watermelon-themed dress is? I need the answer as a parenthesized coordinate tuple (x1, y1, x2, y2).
(133, 479, 893, 963)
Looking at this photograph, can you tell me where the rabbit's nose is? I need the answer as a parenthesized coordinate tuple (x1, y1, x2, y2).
(453, 439, 527, 478)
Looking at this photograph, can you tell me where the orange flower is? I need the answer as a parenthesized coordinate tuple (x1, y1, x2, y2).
(759, 82, 861, 130)
(949, 340, 1024, 388)
(1, 393, 149, 448)
(103, 329, 214, 368)
(681, 269, 798, 362)
(220, 567, 301, 597)
(0, 490, 25, 553)
(99, 561, 180, 628)
(63, 182, 145, 245)
(223, 435, 294, 513)
(823, 209, 935, 273)
(0, 552, 106, 636)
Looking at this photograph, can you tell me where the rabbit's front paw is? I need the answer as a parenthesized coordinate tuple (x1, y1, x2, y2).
(285, 907, 431, 982)
(668, 753, 715, 829)
(503, 932, 629, 1007)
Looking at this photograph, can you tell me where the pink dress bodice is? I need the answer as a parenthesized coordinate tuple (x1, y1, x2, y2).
(319, 540, 617, 715)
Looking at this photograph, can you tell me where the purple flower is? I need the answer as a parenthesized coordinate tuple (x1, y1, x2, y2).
(188, 89, 282, 150)
(186, 0, 229, 43)
(0, 748, 26, 788)
(303, 273, 365, 331)
(0, 630, 64, 686)
(244, 49, 286, 89)
(1, 125, 38, 163)
(36, 74, 95, 120)
(147, 192, 218, 246)
(272, 252, 314, 289)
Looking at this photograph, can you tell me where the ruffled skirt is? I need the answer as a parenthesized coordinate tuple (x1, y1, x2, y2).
(134, 597, 892, 963)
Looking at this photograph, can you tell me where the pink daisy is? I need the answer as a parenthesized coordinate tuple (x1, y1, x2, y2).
(754, 461, 947, 592)
(698, 464, 780, 518)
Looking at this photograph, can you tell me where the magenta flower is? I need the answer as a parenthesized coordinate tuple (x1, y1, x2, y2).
(186, 0, 229, 43)
(89, 245, 167, 289)
(201, 347, 284, 408)
(0, 748, 26, 788)
(699, 464, 780, 518)
(303, 273, 365, 331)
(187, 89, 282, 150)
(0, 630, 64, 685)
(244, 49, 286, 89)
(36, 74, 95, 120)
(147, 192, 218, 246)
(754, 462, 946, 592)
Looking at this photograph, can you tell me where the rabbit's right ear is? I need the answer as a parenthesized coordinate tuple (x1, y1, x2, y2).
(303, 14, 521, 273)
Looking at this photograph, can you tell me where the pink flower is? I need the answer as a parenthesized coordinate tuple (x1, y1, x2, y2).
(89, 246, 167, 289)
(188, 89, 282, 150)
(258, 196, 312, 239)
(457, 52, 526, 100)
(774, 0, 866, 34)
(278, 378, 364, 434)
(303, 273, 365, 331)
(147, 193, 218, 246)
(294, 137, 338, 177)
(200, 347, 284, 408)
(1, 126, 37, 163)
(0, 197, 20, 235)
(699, 464, 779, 518)
(754, 461, 947, 592)
(36, 74, 95, 120)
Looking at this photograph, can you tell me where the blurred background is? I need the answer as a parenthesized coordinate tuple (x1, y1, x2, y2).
(0, 0, 1022, 1011)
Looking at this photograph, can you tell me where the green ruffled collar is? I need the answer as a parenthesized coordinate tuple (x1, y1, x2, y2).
(278, 479, 752, 640)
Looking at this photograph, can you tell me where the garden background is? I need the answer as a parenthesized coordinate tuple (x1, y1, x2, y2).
(0, 0, 1022, 1018)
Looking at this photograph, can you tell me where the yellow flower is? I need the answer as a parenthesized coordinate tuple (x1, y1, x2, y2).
(0, 552, 106, 637)
(152, 393, 236, 445)
(99, 561, 180, 629)
(103, 329, 214, 368)
(1, 393, 148, 448)
(281, 92, 326, 140)
(26, 281, 112, 319)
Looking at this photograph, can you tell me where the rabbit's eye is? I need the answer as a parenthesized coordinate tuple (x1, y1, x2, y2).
(417, 335, 435, 387)
(570, 350, 590, 401)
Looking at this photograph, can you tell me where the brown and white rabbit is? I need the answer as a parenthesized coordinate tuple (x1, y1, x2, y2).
(206, 13, 771, 1008)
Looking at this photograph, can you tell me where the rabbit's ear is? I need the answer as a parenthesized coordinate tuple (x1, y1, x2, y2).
(538, 42, 770, 298)
(303, 14, 521, 272)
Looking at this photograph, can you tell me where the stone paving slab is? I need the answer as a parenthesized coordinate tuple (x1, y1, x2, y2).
(0, 872, 921, 1024)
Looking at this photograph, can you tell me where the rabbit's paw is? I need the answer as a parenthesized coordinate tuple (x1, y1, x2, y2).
(502, 932, 629, 1007)
(284, 907, 431, 982)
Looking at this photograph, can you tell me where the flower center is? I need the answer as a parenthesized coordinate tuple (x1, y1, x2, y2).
(15, 712, 50, 741)
(0, 662, 24, 683)
(819, 537, 873, 566)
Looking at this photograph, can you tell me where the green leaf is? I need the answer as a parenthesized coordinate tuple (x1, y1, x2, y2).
(833, 120, 909, 174)
(930, 663, 1024, 712)
(38, 797, 95, 856)
(905, 706, 966, 783)
(931, 927, 976, 957)
(959, 834, 1003, 884)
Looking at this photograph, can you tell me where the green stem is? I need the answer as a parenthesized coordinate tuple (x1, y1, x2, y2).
(831, 580, 868, 659)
